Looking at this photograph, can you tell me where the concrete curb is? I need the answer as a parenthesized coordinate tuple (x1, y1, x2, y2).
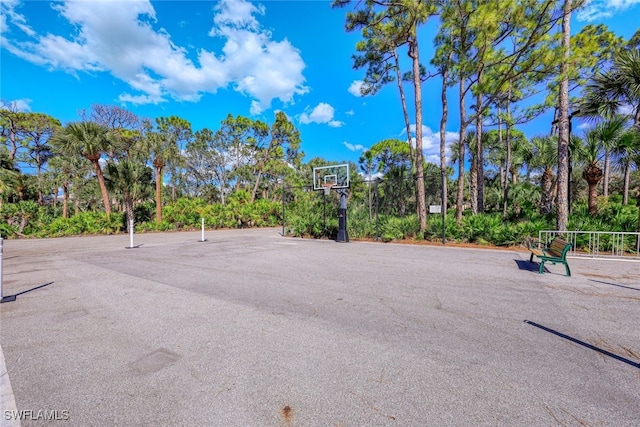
(0, 344, 21, 427)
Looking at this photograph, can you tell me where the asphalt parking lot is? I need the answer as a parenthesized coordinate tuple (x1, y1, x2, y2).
(1, 228, 639, 426)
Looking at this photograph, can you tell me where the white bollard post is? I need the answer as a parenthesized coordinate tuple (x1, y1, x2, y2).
(0, 237, 4, 298)
(129, 219, 134, 248)
(1, 237, 16, 303)
(199, 217, 207, 242)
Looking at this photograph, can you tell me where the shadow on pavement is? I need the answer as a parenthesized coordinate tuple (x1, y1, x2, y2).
(1, 281, 54, 303)
(588, 279, 640, 292)
(514, 259, 542, 273)
(524, 320, 640, 370)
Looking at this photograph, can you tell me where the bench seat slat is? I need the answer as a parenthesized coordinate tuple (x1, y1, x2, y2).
(544, 249, 562, 259)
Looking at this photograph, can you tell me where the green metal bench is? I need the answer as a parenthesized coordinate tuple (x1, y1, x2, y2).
(529, 237, 572, 277)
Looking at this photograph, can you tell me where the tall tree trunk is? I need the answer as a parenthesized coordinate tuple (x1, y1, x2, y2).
(251, 160, 265, 203)
(155, 164, 164, 223)
(7, 116, 18, 160)
(540, 169, 554, 214)
(36, 160, 44, 206)
(439, 56, 450, 220)
(583, 164, 603, 216)
(623, 162, 631, 205)
(636, 197, 640, 249)
(587, 181, 599, 215)
(368, 168, 372, 221)
(497, 105, 505, 191)
(394, 49, 415, 166)
(568, 145, 573, 214)
(92, 159, 112, 217)
(456, 79, 467, 225)
(409, 35, 427, 233)
(469, 150, 477, 214)
(219, 175, 226, 206)
(603, 151, 610, 197)
(475, 86, 485, 213)
(556, 0, 572, 232)
(124, 193, 134, 232)
(394, 48, 419, 217)
(62, 182, 69, 219)
(503, 85, 513, 218)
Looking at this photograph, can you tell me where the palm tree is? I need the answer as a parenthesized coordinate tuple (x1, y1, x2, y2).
(144, 117, 190, 223)
(358, 149, 378, 220)
(610, 127, 640, 204)
(524, 136, 557, 215)
(47, 153, 87, 219)
(483, 129, 530, 216)
(567, 134, 584, 214)
(581, 48, 640, 128)
(105, 159, 153, 231)
(0, 152, 20, 210)
(595, 116, 627, 197)
(579, 127, 606, 216)
(51, 122, 113, 217)
(615, 48, 640, 127)
(145, 132, 175, 223)
(581, 117, 627, 199)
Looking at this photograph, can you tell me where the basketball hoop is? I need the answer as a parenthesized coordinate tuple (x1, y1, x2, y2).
(321, 183, 333, 196)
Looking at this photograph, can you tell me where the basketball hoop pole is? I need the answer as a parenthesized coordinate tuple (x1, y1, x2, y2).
(321, 184, 333, 238)
(312, 164, 350, 242)
(322, 185, 327, 236)
(336, 189, 349, 243)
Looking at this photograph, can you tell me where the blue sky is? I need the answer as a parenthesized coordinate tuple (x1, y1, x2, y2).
(1, 0, 639, 169)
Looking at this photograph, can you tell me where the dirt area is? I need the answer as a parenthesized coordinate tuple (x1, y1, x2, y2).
(350, 237, 529, 252)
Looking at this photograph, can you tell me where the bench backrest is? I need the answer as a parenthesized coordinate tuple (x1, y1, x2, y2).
(549, 238, 571, 259)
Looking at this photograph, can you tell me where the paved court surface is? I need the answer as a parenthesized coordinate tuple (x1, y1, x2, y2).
(1, 228, 639, 426)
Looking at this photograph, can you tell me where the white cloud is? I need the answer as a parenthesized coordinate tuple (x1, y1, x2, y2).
(299, 102, 343, 126)
(577, 122, 592, 131)
(119, 93, 166, 106)
(1, 98, 32, 112)
(399, 124, 458, 164)
(577, 0, 640, 21)
(12, 98, 32, 112)
(343, 141, 365, 152)
(345, 110, 355, 116)
(0, 0, 35, 38)
(0, 0, 307, 112)
(618, 103, 635, 115)
(348, 80, 368, 97)
(211, 0, 263, 32)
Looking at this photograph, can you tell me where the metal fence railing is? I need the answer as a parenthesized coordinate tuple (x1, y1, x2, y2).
(539, 230, 640, 261)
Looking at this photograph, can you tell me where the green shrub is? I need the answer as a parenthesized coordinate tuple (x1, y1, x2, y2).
(379, 215, 419, 242)
(285, 191, 329, 237)
(162, 197, 206, 229)
(46, 212, 124, 236)
(134, 201, 155, 224)
(346, 203, 376, 239)
(1, 201, 44, 237)
(136, 220, 174, 232)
